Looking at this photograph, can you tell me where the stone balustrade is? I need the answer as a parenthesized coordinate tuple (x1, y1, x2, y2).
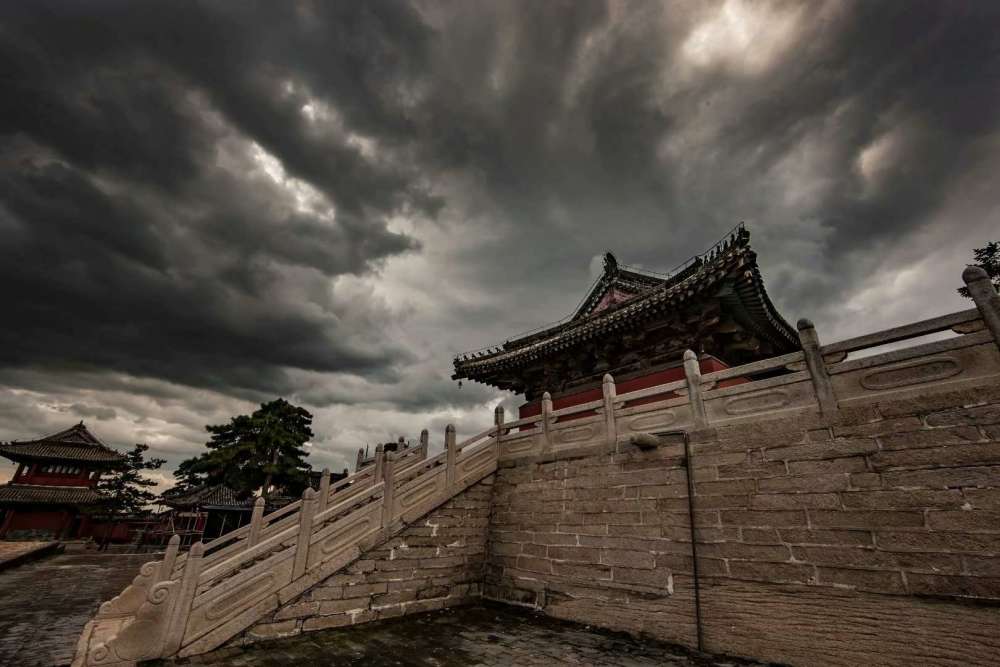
(73, 266, 1000, 666)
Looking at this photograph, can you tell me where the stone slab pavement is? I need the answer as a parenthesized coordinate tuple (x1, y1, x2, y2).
(0, 551, 151, 666)
(0, 541, 61, 571)
(156, 602, 768, 667)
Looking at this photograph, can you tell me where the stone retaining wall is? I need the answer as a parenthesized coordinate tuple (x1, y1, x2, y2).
(238, 476, 493, 645)
(484, 386, 1000, 666)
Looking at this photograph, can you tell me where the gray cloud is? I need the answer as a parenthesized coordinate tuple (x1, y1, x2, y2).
(1, 1, 999, 481)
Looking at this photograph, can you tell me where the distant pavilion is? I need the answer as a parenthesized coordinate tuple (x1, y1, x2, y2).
(0, 422, 125, 540)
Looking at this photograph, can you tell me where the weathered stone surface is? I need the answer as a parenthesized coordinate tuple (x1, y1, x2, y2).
(237, 476, 493, 644)
(0, 552, 149, 667)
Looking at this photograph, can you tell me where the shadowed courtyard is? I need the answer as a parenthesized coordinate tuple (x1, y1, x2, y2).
(153, 603, 764, 667)
(0, 552, 149, 666)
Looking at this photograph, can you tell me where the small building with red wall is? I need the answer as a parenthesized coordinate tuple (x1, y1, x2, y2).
(0, 422, 125, 540)
(453, 226, 799, 418)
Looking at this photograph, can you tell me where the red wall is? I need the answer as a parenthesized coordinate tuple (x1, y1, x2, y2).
(519, 355, 745, 425)
(16, 464, 98, 487)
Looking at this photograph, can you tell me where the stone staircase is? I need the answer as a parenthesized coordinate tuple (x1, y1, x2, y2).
(72, 420, 504, 666)
(73, 265, 1000, 666)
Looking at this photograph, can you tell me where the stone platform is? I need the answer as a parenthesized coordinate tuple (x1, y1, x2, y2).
(0, 552, 150, 666)
(153, 602, 763, 666)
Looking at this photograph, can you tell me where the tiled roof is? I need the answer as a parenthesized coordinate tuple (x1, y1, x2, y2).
(0, 423, 126, 465)
(0, 484, 104, 505)
(453, 227, 797, 382)
(160, 484, 254, 510)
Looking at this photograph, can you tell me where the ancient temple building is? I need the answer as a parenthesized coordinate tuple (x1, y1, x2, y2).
(452, 226, 798, 418)
(0, 422, 125, 540)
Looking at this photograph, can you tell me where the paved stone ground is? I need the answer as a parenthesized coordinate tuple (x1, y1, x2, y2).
(0, 541, 57, 570)
(159, 603, 767, 667)
(0, 552, 150, 666)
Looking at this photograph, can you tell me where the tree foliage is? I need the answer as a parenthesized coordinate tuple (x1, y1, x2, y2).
(98, 443, 166, 516)
(174, 398, 314, 498)
(958, 241, 1000, 298)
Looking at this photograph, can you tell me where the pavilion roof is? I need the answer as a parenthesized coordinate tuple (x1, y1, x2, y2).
(452, 226, 797, 387)
(0, 423, 126, 466)
(0, 483, 104, 506)
(160, 484, 254, 511)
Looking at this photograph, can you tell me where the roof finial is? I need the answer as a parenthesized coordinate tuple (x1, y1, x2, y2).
(603, 251, 618, 276)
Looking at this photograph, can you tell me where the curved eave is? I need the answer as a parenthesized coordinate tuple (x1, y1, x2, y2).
(454, 249, 750, 382)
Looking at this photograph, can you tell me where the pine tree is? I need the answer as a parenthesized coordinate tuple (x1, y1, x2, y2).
(174, 398, 314, 498)
(98, 443, 166, 515)
(958, 241, 1000, 298)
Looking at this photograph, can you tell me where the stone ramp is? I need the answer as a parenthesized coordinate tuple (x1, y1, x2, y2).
(73, 434, 501, 666)
(0, 553, 149, 666)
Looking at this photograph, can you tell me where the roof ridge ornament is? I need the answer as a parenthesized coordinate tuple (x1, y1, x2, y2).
(603, 251, 619, 277)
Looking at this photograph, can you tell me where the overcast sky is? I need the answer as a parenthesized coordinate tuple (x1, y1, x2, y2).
(1, 1, 998, 490)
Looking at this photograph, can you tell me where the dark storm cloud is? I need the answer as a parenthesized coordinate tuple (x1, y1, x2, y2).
(1, 0, 999, 420)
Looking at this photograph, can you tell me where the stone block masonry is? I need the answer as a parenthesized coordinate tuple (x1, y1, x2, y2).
(237, 476, 494, 645)
(484, 385, 1000, 666)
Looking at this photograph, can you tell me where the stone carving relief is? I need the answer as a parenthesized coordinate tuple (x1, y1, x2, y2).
(859, 356, 961, 391)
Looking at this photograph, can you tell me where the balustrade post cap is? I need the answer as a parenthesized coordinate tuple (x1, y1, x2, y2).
(190, 541, 205, 557)
(542, 391, 552, 401)
(797, 318, 815, 331)
(683, 349, 697, 361)
(321, 467, 330, 475)
(602, 373, 614, 384)
(420, 428, 429, 436)
(302, 487, 316, 500)
(254, 496, 265, 508)
(168, 534, 181, 546)
(375, 443, 384, 452)
(445, 423, 456, 433)
(963, 265, 989, 283)
(494, 404, 505, 415)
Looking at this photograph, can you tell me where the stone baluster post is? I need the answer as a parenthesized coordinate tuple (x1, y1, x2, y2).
(683, 350, 709, 429)
(247, 497, 265, 547)
(158, 534, 181, 583)
(381, 451, 397, 535)
(797, 318, 837, 416)
(163, 541, 204, 656)
(445, 424, 457, 488)
(356, 448, 365, 472)
(292, 488, 317, 580)
(540, 391, 554, 453)
(318, 468, 331, 512)
(419, 428, 429, 459)
(602, 374, 618, 448)
(964, 265, 1000, 348)
(494, 405, 505, 455)
(373, 444, 384, 483)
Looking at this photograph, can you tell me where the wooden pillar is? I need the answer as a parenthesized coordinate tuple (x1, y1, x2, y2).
(602, 373, 618, 447)
(318, 468, 331, 512)
(684, 350, 708, 429)
(292, 488, 317, 580)
(445, 424, 457, 488)
(964, 265, 1000, 348)
(798, 318, 837, 415)
(247, 497, 265, 547)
